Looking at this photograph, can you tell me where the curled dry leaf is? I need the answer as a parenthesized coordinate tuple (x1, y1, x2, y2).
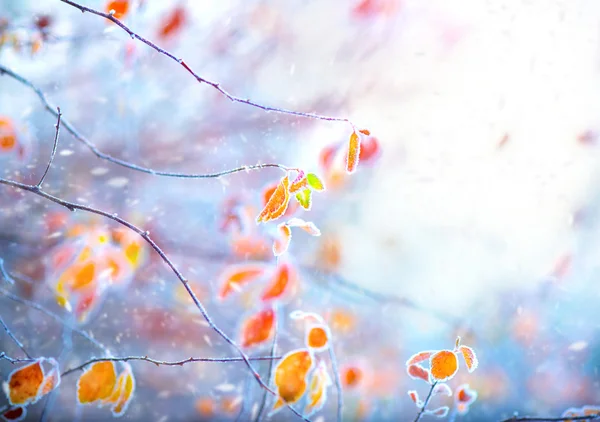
(346, 131, 361, 174)
(273, 224, 292, 257)
(304, 360, 332, 417)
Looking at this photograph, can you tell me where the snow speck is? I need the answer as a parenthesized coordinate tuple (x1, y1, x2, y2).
(568, 341, 588, 352)
(90, 167, 109, 176)
(59, 149, 74, 156)
(106, 177, 129, 188)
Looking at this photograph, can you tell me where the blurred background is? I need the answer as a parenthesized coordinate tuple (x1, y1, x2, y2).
(1, 0, 600, 420)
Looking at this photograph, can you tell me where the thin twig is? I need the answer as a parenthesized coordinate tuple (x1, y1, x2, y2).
(60, 354, 283, 377)
(500, 415, 600, 422)
(254, 306, 280, 422)
(0, 179, 310, 422)
(36, 107, 62, 188)
(0, 316, 32, 359)
(413, 382, 438, 422)
(58, 0, 352, 126)
(0, 258, 15, 285)
(0, 62, 293, 179)
(0, 352, 34, 364)
(328, 339, 343, 422)
(0, 287, 108, 353)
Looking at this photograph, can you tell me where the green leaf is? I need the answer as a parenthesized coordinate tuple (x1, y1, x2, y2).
(306, 173, 325, 191)
(295, 188, 312, 210)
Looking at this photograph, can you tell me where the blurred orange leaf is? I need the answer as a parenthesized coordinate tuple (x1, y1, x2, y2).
(217, 264, 266, 300)
(407, 364, 430, 383)
(106, 0, 129, 19)
(158, 5, 186, 40)
(406, 351, 434, 367)
(239, 307, 276, 348)
(273, 224, 292, 257)
(260, 262, 297, 303)
(304, 361, 332, 417)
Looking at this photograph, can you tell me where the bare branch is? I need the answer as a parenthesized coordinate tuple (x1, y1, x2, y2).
(500, 415, 600, 422)
(0, 179, 310, 422)
(254, 306, 280, 422)
(0, 258, 15, 285)
(60, 354, 283, 377)
(414, 382, 438, 422)
(328, 340, 343, 422)
(0, 316, 31, 359)
(0, 64, 294, 179)
(58, 0, 352, 126)
(0, 287, 108, 353)
(0, 352, 33, 364)
(36, 107, 62, 189)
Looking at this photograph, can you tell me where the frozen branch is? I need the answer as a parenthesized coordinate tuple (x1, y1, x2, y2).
(36, 107, 61, 189)
(0, 179, 309, 421)
(0, 316, 31, 359)
(414, 382, 438, 422)
(58, 0, 352, 126)
(60, 354, 283, 377)
(0, 64, 294, 179)
(500, 415, 600, 422)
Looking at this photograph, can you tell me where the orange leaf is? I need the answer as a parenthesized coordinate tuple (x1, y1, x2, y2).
(256, 176, 290, 224)
(260, 262, 297, 303)
(358, 135, 381, 163)
(289, 171, 308, 193)
(304, 361, 332, 417)
(158, 6, 186, 40)
(346, 131, 361, 173)
(271, 349, 314, 415)
(305, 325, 330, 351)
(239, 307, 276, 348)
(341, 365, 363, 389)
(273, 224, 292, 257)
(429, 350, 459, 382)
(458, 345, 478, 373)
(110, 367, 135, 417)
(3, 360, 44, 406)
(39, 366, 61, 398)
(359, 129, 371, 136)
(106, 0, 129, 19)
(1, 407, 26, 422)
(455, 384, 477, 406)
(217, 264, 266, 300)
(406, 351, 434, 367)
(77, 361, 117, 404)
(407, 364, 430, 383)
